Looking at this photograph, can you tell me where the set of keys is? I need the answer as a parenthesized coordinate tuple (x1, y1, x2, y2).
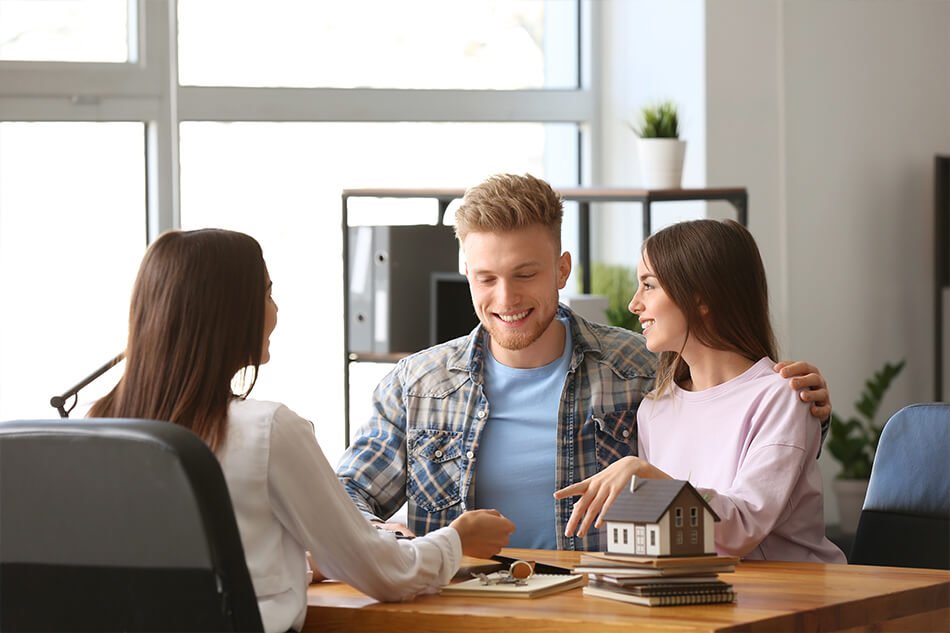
(472, 559, 536, 586)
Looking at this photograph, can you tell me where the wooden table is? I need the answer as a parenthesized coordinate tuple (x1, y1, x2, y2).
(304, 548, 950, 632)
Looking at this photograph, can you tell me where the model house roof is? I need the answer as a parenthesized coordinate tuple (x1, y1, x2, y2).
(601, 479, 720, 523)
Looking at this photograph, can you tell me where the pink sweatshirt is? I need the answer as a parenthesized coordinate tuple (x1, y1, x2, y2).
(637, 357, 845, 563)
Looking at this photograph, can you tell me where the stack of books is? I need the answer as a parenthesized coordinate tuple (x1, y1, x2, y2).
(574, 552, 739, 607)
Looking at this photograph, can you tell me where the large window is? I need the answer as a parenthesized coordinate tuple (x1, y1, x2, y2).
(0, 0, 591, 463)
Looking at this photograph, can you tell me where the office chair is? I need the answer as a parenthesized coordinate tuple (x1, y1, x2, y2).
(0, 418, 263, 632)
(850, 403, 950, 570)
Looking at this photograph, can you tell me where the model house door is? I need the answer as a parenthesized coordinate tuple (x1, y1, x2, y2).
(635, 525, 646, 554)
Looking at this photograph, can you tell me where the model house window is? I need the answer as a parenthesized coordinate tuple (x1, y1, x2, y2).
(690, 530, 698, 545)
(674, 507, 683, 527)
(650, 530, 656, 547)
(622, 529, 628, 545)
(676, 531, 683, 545)
(613, 528, 618, 543)
(690, 507, 699, 527)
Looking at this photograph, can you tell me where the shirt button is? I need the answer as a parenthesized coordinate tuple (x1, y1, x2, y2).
(622, 429, 631, 438)
(434, 449, 443, 458)
(466, 450, 475, 459)
(476, 410, 487, 419)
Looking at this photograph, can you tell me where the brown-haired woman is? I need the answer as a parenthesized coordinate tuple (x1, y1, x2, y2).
(554, 219, 844, 563)
(89, 228, 514, 633)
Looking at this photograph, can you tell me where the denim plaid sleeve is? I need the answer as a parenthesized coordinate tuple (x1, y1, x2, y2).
(556, 315, 657, 551)
(336, 364, 412, 523)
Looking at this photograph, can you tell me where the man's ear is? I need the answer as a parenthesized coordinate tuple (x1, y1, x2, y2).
(557, 251, 572, 290)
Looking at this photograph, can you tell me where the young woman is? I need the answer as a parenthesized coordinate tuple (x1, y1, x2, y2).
(554, 220, 844, 563)
(89, 229, 514, 633)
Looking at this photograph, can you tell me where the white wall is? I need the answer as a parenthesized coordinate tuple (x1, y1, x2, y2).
(599, 0, 950, 523)
(594, 0, 707, 265)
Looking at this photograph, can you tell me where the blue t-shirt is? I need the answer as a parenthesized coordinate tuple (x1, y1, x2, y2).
(474, 317, 572, 549)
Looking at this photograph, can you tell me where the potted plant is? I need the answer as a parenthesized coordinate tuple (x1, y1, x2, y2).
(630, 100, 686, 189)
(827, 360, 905, 533)
(589, 262, 641, 333)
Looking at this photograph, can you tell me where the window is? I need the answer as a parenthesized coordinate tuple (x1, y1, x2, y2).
(622, 528, 628, 545)
(690, 530, 698, 545)
(0, 0, 131, 63)
(675, 531, 683, 545)
(0, 122, 145, 419)
(612, 528, 618, 543)
(690, 506, 699, 527)
(674, 507, 683, 528)
(0, 2, 587, 460)
(650, 529, 656, 547)
(177, 0, 578, 89)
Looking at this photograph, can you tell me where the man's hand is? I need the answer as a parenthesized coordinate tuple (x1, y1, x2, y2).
(775, 360, 831, 422)
(450, 509, 516, 559)
(553, 456, 671, 539)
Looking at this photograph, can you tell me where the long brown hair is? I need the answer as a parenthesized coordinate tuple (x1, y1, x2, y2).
(645, 219, 777, 397)
(88, 229, 267, 452)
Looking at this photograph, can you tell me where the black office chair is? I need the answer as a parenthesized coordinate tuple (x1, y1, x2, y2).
(0, 418, 263, 632)
(850, 403, 950, 570)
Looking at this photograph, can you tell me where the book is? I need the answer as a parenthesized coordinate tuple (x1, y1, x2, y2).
(573, 564, 735, 577)
(440, 573, 585, 599)
(583, 584, 736, 607)
(588, 578, 733, 597)
(580, 551, 739, 569)
(589, 572, 722, 586)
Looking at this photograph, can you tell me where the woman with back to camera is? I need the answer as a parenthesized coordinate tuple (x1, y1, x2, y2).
(554, 219, 845, 563)
(89, 228, 514, 633)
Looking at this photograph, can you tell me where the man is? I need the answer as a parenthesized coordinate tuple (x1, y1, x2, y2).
(336, 173, 830, 551)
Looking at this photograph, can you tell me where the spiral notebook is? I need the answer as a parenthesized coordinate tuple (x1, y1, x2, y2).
(441, 573, 585, 599)
(583, 584, 736, 606)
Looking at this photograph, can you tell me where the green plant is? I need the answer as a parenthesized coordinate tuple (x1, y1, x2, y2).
(827, 360, 905, 480)
(587, 262, 641, 333)
(631, 100, 679, 139)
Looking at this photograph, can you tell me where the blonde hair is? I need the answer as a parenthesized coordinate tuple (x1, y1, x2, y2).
(454, 173, 563, 248)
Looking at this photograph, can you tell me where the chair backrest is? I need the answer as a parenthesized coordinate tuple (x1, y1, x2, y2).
(850, 403, 950, 570)
(0, 419, 263, 632)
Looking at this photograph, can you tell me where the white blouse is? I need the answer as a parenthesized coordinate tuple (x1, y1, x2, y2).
(218, 399, 461, 633)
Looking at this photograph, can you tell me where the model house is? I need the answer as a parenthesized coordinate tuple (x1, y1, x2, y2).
(602, 479, 719, 557)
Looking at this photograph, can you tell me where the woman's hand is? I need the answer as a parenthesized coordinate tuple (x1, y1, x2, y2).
(449, 509, 516, 559)
(553, 456, 671, 538)
(305, 551, 327, 584)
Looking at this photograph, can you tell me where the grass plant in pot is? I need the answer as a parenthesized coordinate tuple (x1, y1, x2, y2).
(589, 262, 642, 333)
(827, 360, 905, 534)
(631, 100, 686, 189)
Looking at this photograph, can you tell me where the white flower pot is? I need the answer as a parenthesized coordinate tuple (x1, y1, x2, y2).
(832, 478, 869, 535)
(637, 138, 686, 189)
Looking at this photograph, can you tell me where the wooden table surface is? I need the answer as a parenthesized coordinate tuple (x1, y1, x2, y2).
(304, 548, 950, 633)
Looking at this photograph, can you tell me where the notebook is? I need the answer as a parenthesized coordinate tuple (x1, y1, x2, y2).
(440, 573, 585, 599)
(583, 584, 736, 607)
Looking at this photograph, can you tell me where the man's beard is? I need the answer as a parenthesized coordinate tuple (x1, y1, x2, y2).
(482, 306, 556, 352)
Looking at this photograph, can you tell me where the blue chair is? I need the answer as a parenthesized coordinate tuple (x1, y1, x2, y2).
(850, 403, 950, 569)
(0, 419, 263, 632)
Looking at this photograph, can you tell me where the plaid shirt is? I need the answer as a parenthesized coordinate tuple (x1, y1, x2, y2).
(336, 305, 657, 551)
